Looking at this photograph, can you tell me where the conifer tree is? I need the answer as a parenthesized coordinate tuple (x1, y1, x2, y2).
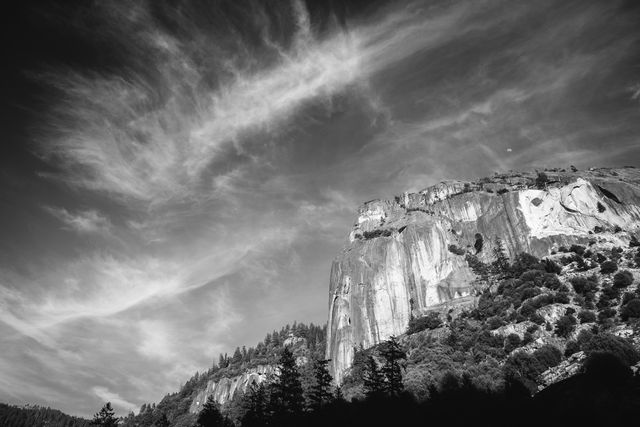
(307, 359, 334, 410)
(90, 402, 119, 427)
(363, 356, 384, 397)
(241, 383, 269, 427)
(491, 237, 511, 277)
(196, 396, 226, 427)
(153, 412, 170, 427)
(271, 347, 304, 417)
(380, 336, 406, 396)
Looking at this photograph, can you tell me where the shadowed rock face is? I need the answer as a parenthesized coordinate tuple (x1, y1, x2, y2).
(326, 168, 640, 383)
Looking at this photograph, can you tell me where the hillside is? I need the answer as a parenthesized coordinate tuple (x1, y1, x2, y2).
(120, 323, 326, 427)
(0, 403, 90, 427)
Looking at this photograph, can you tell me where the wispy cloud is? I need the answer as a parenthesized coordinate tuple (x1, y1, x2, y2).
(45, 207, 112, 235)
(91, 386, 137, 413)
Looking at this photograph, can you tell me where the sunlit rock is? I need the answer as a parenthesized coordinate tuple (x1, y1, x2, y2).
(327, 167, 640, 383)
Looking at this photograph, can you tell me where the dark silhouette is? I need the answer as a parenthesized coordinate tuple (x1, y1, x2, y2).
(90, 402, 119, 427)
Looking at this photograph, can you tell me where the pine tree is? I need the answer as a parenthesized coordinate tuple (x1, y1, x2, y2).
(380, 336, 406, 396)
(271, 347, 304, 417)
(241, 383, 269, 427)
(196, 396, 226, 427)
(307, 359, 334, 410)
(153, 412, 170, 427)
(90, 402, 119, 427)
(362, 356, 384, 398)
(490, 237, 511, 277)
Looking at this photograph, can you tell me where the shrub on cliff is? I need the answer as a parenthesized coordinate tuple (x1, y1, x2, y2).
(511, 253, 543, 277)
(578, 310, 596, 323)
(620, 299, 640, 321)
(613, 270, 634, 288)
(534, 345, 562, 370)
(570, 276, 599, 295)
(600, 260, 618, 274)
(543, 259, 563, 275)
(564, 340, 581, 357)
(555, 315, 577, 338)
(504, 334, 522, 353)
(447, 244, 466, 256)
(582, 333, 640, 366)
(407, 312, 442, 334)
(535, 172, 548, 189)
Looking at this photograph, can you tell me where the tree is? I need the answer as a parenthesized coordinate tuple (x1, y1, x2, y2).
(196, 396, 226, 427)
(271, 347, 304, 417)
(380, 336, 406, 396)
(491, 238, 511, 277)
(362, 356, 384, 397)
(535, 171, 548, 189)
(91, 402, 119, 427)
(241, 383, 269, 427)
(307, 359, 333, 410)
(153, 413, 170, 427)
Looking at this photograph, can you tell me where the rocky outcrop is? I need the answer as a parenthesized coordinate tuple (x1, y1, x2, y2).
(538, 351, 586, 390)
(190, 365, 276, 412)
(190, 334, 310, 411)
(327, 168, 640, 383)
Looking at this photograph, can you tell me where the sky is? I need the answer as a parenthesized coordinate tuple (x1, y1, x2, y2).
(1, 0, 640, 417)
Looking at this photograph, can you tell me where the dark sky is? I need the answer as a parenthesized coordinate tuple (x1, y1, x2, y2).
(1, 0, 640, 417)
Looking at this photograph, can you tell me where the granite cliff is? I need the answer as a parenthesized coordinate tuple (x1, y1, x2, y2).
(326, 167, 640, 383)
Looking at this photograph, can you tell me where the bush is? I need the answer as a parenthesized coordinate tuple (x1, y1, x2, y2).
(620, 299, 640, 321)
(533, 344, 562, 370)
(504, 334, 522, 353)
(600, 260, 618, 274)
(570, 245, 586, 256)
(535, 172, 548, 189)
(578, 310, 596, 323)
(582, 333, 640, 366)
(570, 276, 598, 295)
(530, 313, 545, 325)
(407, 312, 442, 334)
(597, 308, 616, 323)
(555, 315, 577, 338)
(487, 316, 505, 330)
(621, 292, 636, 306)
(543, 259, 562, 275)
(553, 293, 570, 304)
(512, 254, 543, 277)
(596, 294, 611, 310)
(602, 285, 620, 300)
(564, 340, 581, 357)
(447, 244, 466, 256)
(503, 352, 543, 393)
(613, 270, 634, 288)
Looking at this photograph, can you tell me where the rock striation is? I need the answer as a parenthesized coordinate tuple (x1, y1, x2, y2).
(326, 167, 640, 383)
(190, 365, 276, 412)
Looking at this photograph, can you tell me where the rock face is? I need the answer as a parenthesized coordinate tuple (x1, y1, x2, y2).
(326, 168, 640, 383)
(190, 365, 276, 412)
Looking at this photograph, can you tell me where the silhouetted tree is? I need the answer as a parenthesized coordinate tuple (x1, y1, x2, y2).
(307, 359, 334, 410)
(271, 347, 304, 417)
(363, 356, 384, 397)
(91, 402, 119, 427)
(380, 336, 406, 395)
(241, 383, 269, 427)
(196, 396, 226, 427)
